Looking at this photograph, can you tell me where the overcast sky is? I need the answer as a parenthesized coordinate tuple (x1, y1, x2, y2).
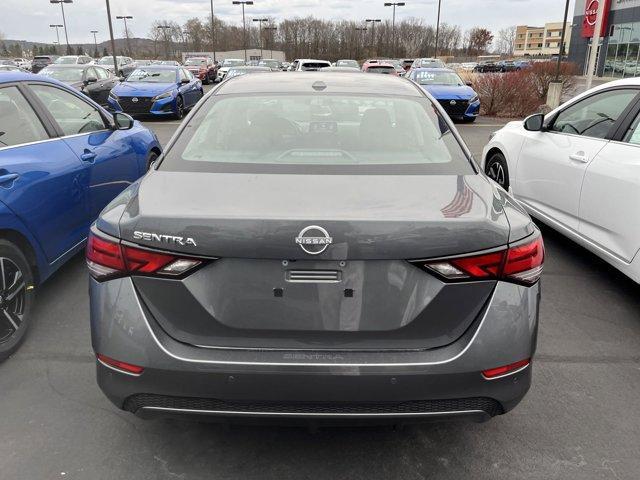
(3, 0, 576, 44)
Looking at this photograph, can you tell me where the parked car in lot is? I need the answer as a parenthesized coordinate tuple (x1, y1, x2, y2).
(225, 65, 271, 79)
(158, 60, 181, 66)
(0, 59, 17, 67)
(401, 58, 415, 71)
(183, 56, 217, 84)
(135, 59, 154, 67)
(319, 66, 361, 73)
(30, 55, 59, 73)
(362, 61, 398, 75)
(13, 58, 31, 70)
(497, 60, 518, 72)
(336, 59, 359, 69)
(0, 71, 161, 361)
(54, 55, 94, 65)
(0, 65, 27, 73)
(258, 59, 282, 71)
(460, 62, 478, 72)
(412, 58, 446, 69)
(293, 59, 332, 71)
(108, 65, 203, 119)
(408, 68, 480, 122)
(474, 61, 500, 73)
(97, 56, 137, 77)
(483, 78, 640, 283)
(88, 71, 543, 423)
(216, 58, 245, 82)
(38, 64, 118, 108)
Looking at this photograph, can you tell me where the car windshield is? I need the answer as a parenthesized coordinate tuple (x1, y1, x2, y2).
(222, 59, 245, 67)
(33, 57, 52, 63)
(39, 67, 85, 82)
(413, 71, 464, 86)
(98, 57, 117, 65)
(161, 94, 473, 175)
(301, 62, 330, 71)
(185, 58, 207, 66)
(126, 68, 176, 83)
(55, 57, 78, 64)
(366, 66, 395, 74)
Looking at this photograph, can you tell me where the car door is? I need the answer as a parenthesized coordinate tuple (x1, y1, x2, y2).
(179, 69, 198, 107)
(28, 82, 141, 221)
(514, 88, 639, 231)
(578, 91, 640, 263)
(91, 67, 117, 107)
(0, 84, 91, 262)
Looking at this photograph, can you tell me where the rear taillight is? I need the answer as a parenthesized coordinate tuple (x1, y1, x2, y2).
(482, 358, 530, 379)
(86, 230, 203, 280)
(416, 235, 544, 285)
(97, 353, 144, 375)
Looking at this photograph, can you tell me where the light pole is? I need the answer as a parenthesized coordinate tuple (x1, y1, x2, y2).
(384, 3, 405, 58)
(264, 25, 277, 59)
(253, 18, 268, 59)
(50, 0, 73, 54)
(232, 1, 254, 63)
(365, 19, 381, 58)
(116, 15, 133, 56)
(90, 30, 99, 57)
(157, 25, 172, 60)
(356, 26, 367, 60)
(50, 24, 63, 46)
(105, 0, 118, 75)
(210, 0, 216, 61)
(433, 0, 442, 58)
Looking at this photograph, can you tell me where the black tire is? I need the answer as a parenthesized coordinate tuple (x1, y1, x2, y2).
(0, 240, 35, 363)
(485, 151, 510, 191)
(146, 151, 159, 171)
(463, 116, 477, 123)
(174, 96, 184, 120)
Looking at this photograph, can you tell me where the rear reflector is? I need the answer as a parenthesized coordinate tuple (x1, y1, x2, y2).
(417, 234, 544, 285)
(482, 358, 530, 379)
(97, 354, 144, 375)
(86, 230, 203, 280)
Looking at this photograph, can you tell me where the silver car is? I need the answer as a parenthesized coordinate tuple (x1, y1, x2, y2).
(87, 72, 543, 423)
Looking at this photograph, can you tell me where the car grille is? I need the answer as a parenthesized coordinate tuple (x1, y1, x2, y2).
(123, 394, 504, 417)
(118, 96, 153, 114)
(438, 99, 469, 117)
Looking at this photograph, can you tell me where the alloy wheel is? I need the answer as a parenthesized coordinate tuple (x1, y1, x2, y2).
(487, 160, 506, 188)
(0, 258, 26, 344)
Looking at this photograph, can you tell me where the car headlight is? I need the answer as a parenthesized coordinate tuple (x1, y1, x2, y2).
(152, 91, 173, 102)
(108, 91, 119, 101)
(470, 94, 479, 103)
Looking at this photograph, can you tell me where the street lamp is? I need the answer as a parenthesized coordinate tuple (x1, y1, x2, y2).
(90, 30, 99, 58)
(50, 24, 63, 46)
(253, 18, 268, 59)
(210, 0, 216, 61)
(232, 1, 254, 63)
(157, 24, 172, 60)
(365, 19, 381, 57)
(50, 0, 73, 54)
(264, 25, 277, 59)
(116, 15, 133, 56)
(104, 0, 118, 75)
(555, 0, 571, 82)
(384, 2, 405, 58)
(433, 0, 442, 58)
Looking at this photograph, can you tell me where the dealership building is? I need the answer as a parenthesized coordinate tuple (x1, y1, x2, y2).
(568, 0, 640, 77)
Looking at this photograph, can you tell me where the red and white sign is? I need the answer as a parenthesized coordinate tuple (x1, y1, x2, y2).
(582, 0, 611, 38)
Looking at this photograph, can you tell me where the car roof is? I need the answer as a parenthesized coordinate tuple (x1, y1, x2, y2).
(0, 71, 69, 86)
(216, 71, 422, 96)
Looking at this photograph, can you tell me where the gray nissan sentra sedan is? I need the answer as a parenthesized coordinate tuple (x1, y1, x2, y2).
(87, 72, 543, 423)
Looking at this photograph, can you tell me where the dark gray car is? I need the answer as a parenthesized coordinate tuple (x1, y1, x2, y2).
(87, 72, 543, 423)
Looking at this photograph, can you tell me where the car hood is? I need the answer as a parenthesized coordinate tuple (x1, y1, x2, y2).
(98, 172, 520, 260)
(112, 82, 175, 97)
(420, 84, 476, 100)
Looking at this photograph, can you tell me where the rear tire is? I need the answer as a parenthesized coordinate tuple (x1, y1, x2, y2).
(0, 241, 35, 363)
(146, 151, 159, 171)
(174, 96, 184, 120)
(485, 151, 510, 191)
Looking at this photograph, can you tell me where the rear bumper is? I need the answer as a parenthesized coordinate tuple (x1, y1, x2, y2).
(90, 278, 540, 422)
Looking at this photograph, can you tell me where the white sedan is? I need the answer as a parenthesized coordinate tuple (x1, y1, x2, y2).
(482, 78, 640, 283)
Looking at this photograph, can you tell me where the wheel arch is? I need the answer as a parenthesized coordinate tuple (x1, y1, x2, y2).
(0, 229, 41, 284)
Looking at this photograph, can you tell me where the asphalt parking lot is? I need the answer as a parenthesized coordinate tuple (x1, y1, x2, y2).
(1, 91, 639, 479)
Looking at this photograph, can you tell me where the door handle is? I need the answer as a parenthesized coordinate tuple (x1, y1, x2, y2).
(0, 173, 19, 186)
(80, 150, 97, 163)
(569, 152, 589, 163)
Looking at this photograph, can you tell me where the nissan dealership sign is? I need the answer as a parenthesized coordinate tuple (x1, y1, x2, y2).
(582, 0, 611, 37)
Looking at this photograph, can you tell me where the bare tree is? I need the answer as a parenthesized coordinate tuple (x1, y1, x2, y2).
(496, 26, 516, 55)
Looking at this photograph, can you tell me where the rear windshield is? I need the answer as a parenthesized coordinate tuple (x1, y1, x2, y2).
(367, 66, 395, 74)
(160, 94, 473, 175)
(300, 62, 331, 71)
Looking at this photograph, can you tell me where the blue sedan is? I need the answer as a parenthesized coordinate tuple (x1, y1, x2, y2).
(408, 68, 480, 122)
(0, 72, 161, 360)
(108, 65, 203, 119)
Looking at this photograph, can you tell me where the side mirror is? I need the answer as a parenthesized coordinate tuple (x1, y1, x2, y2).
(465, 81, 473, 87)
(180, 78, 190, 84)
(85, 77, 98, 85)
(113, 112, 134, 130)
(524, 113, 545, 132)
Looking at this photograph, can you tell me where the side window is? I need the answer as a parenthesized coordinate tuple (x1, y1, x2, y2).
(95, 67, 110, 80)
(30, 84, 106, 136)
(551, 89, 639, 139)
(86, 67, 98, 80)
(623, 112, 640, 146)
(0, 86, 49, 147)
(180, 69, 191, 81)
